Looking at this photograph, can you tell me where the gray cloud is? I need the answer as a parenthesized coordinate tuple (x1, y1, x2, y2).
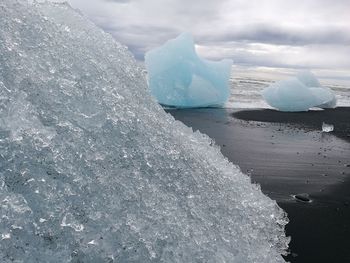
(103, 0, 130, 3)
(197, 24, 350, 46)
(53, 0, 350, 72)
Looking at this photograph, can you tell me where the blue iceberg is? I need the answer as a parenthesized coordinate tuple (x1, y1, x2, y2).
(296, 71, 337, 109)
(145, 33, 233, 108)
(262, 71, 337, 112)
(295, 71, 322, 88)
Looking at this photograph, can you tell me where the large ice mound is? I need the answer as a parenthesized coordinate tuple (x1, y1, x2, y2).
(262, 71, 337, 112)
(145, 33, 233, 108)
(0, 1, 289, 262)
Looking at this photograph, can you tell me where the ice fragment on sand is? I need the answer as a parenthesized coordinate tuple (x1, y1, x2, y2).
(145, 33, 233, 108)
(262, 71, 337, 112)
(322, 122, 334, 132)
(0, 1, 289, 262)
(296, 72, 337, 108)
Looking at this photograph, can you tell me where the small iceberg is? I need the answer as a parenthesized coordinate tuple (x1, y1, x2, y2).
(262, 71, 337, 112)
(145, 33, 233, 108)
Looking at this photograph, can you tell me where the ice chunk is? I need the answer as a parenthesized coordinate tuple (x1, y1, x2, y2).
(261, 78, 319, 112)
(145, 33, 232, 108)
(0, 1, 288, 262)
(296, 71, 322, 88)
(322, 122, 334, 132)
(262, 71, 337, 112)
(297, 71, 337, 108)
(310, 87, 337, 108)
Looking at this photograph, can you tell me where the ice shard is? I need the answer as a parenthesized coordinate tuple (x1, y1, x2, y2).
(0, 1, 289, 262)
(145, 33, 233, 108)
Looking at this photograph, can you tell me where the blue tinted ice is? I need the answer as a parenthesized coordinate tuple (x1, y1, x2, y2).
(296, 71, 337, 108)
(145, 33, 233, 108)
(309, 87, 337, 108)
(262, 71, 337, 112)
(295, 71, 322, 88)
(262, 78, 318, 112)
(0, 1, 289, 262)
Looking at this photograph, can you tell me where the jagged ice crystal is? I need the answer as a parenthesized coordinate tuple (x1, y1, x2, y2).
(145, 33, 232, 108)
(0, 1, 289, 262)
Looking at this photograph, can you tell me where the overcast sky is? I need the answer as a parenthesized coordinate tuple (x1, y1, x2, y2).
(54, 0, 349, 74)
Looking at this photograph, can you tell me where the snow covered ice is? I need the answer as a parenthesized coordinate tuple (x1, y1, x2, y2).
(145, 33, 232, 108)
(262, 71, 337, 112)
(0, 1, 289, 262)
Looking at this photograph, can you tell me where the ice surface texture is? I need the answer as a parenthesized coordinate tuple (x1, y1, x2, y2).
(262, 71, 337, 112)
(0, 1, 289, 262)
(145, 33, 232, 108)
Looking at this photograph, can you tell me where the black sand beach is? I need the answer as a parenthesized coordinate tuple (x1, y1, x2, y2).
(167, 107, 350, 263)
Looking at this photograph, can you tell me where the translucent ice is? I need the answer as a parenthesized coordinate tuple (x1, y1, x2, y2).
(309, 87, 337, 108)
(145, 33, 233, 108)
(261, 78, 319, 112)
(262, 71, 337, 112)
(322, 122, 334, 132)
(0, 1, 289, 262)
(296, 71, 337, 109)
(295, 71, 322, 88)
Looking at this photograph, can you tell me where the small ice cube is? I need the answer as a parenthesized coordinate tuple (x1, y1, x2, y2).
(322, 122, 334, 132)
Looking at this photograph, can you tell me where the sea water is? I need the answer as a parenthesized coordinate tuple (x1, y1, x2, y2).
(227, 67, 350, 109)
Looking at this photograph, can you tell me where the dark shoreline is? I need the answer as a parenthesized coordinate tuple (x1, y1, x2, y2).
(233, 107, 350, 142)
(167, 107, 350, 263)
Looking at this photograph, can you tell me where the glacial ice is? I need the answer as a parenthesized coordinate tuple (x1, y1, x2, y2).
(295, 71, 322, 88)
(296, 71, 337, 109)
(0, 1, 289, 262)
(145, 33, 233, 108)
(262, 71, 337, 112)
(322, 122, 334, 132)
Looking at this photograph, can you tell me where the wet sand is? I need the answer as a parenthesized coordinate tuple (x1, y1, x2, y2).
(167, 107, 350, 263)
